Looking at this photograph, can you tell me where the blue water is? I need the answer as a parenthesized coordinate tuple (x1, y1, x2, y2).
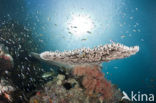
(1, 0, 156, 96)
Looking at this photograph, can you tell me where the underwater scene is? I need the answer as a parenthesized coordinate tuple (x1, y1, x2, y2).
(0, 0, 156, 103)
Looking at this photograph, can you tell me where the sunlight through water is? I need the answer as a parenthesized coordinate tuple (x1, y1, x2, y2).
(67, 14, 95, 37)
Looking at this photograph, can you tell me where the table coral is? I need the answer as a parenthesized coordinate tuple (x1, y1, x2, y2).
(32, 43, 139, 66)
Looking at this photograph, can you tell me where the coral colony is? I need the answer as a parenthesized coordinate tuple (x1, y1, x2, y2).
(29, 43, 139, 103)
(36, 43, 139, 66)
(0, 41, 139, 103)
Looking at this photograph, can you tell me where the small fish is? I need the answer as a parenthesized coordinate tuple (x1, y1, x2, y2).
(54, 24, 57, 26)
(136, 8, 138, 11)
(36, 10, 39, 14)
(87, 31, 92, 34)
(121, 35, 126, 39)
(129, 16, 133, 20)
(113, 66, 118, 69)
(106, 72, 109, 75)
(40, 34, 43, 36)
(39, 39, 44, 43)
(110, 40, 115, 43)
(71, 26, 77, 28)
(81, 38, 87, 41)
(138, 29, 141, 32)
(68, 32, 72, 35)
(133, 29, 136, 32)
(47, 17, 51, 21)
(42, 70, 55, 78)
(140, 38, 144, 41)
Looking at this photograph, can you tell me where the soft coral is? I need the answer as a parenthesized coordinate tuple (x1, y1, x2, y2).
(73, 65, 113, 100)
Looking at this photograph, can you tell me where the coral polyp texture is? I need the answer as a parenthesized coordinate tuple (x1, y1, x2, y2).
(38, 43, 139, 66)
(73, 65, 113, 101)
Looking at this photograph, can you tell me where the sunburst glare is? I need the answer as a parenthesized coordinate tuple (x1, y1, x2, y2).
(67, 14, 95, 37)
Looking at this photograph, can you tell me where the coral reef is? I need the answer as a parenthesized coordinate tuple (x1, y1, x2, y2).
(30, 43, 138, 103)
(29, 69, 123, 103)
(36, 43, 139, 66)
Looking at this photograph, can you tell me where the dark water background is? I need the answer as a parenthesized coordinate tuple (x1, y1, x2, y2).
(0, 0, 156, 97)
